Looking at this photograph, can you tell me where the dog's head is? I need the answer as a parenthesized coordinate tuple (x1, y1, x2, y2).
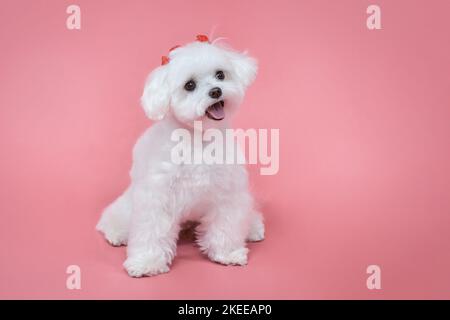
(141, 36, 257, 127)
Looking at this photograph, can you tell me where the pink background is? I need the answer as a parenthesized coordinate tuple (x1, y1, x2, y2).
(1, 0, 449, 299)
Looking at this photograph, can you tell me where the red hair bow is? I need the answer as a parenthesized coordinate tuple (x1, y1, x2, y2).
(161, 34, 210, 65)
(196, 34, 209, 42)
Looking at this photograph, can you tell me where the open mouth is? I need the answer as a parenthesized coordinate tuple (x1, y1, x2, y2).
(205, 100, 225, 121)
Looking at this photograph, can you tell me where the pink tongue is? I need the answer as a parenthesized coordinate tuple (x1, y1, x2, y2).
(208, 103, 225, 119)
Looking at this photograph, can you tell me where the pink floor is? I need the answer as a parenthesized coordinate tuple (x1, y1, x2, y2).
(1, 0, 449, 299)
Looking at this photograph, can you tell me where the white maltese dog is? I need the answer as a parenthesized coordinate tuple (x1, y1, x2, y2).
(96, 35, 264, 277)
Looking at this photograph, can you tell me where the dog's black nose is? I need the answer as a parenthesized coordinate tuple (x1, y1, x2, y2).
(209, 87, 222, 99)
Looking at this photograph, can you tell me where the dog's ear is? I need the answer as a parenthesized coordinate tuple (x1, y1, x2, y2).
(141, 65, 170, 120)
(227, 50, 258, 89)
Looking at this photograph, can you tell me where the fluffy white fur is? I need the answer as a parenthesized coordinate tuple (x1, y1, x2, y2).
(96, 40, 264, 277)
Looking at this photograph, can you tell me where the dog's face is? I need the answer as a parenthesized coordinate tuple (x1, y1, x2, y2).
(141, 41, 257, 127)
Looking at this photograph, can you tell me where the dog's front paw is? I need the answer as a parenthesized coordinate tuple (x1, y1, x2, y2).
(209, 247, 249, 266)
(123, 254, 170, 277)
(101, 228, 128, 247)
(96, 216, 128, 247)
(247, 219, 265, 242)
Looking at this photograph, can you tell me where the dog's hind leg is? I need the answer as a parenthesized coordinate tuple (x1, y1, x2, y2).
(96, 187, 132, 246)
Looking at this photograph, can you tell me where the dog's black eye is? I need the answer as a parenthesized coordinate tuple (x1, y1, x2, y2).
(184, 80, 196, 91)
(215, 70, 225, 80)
